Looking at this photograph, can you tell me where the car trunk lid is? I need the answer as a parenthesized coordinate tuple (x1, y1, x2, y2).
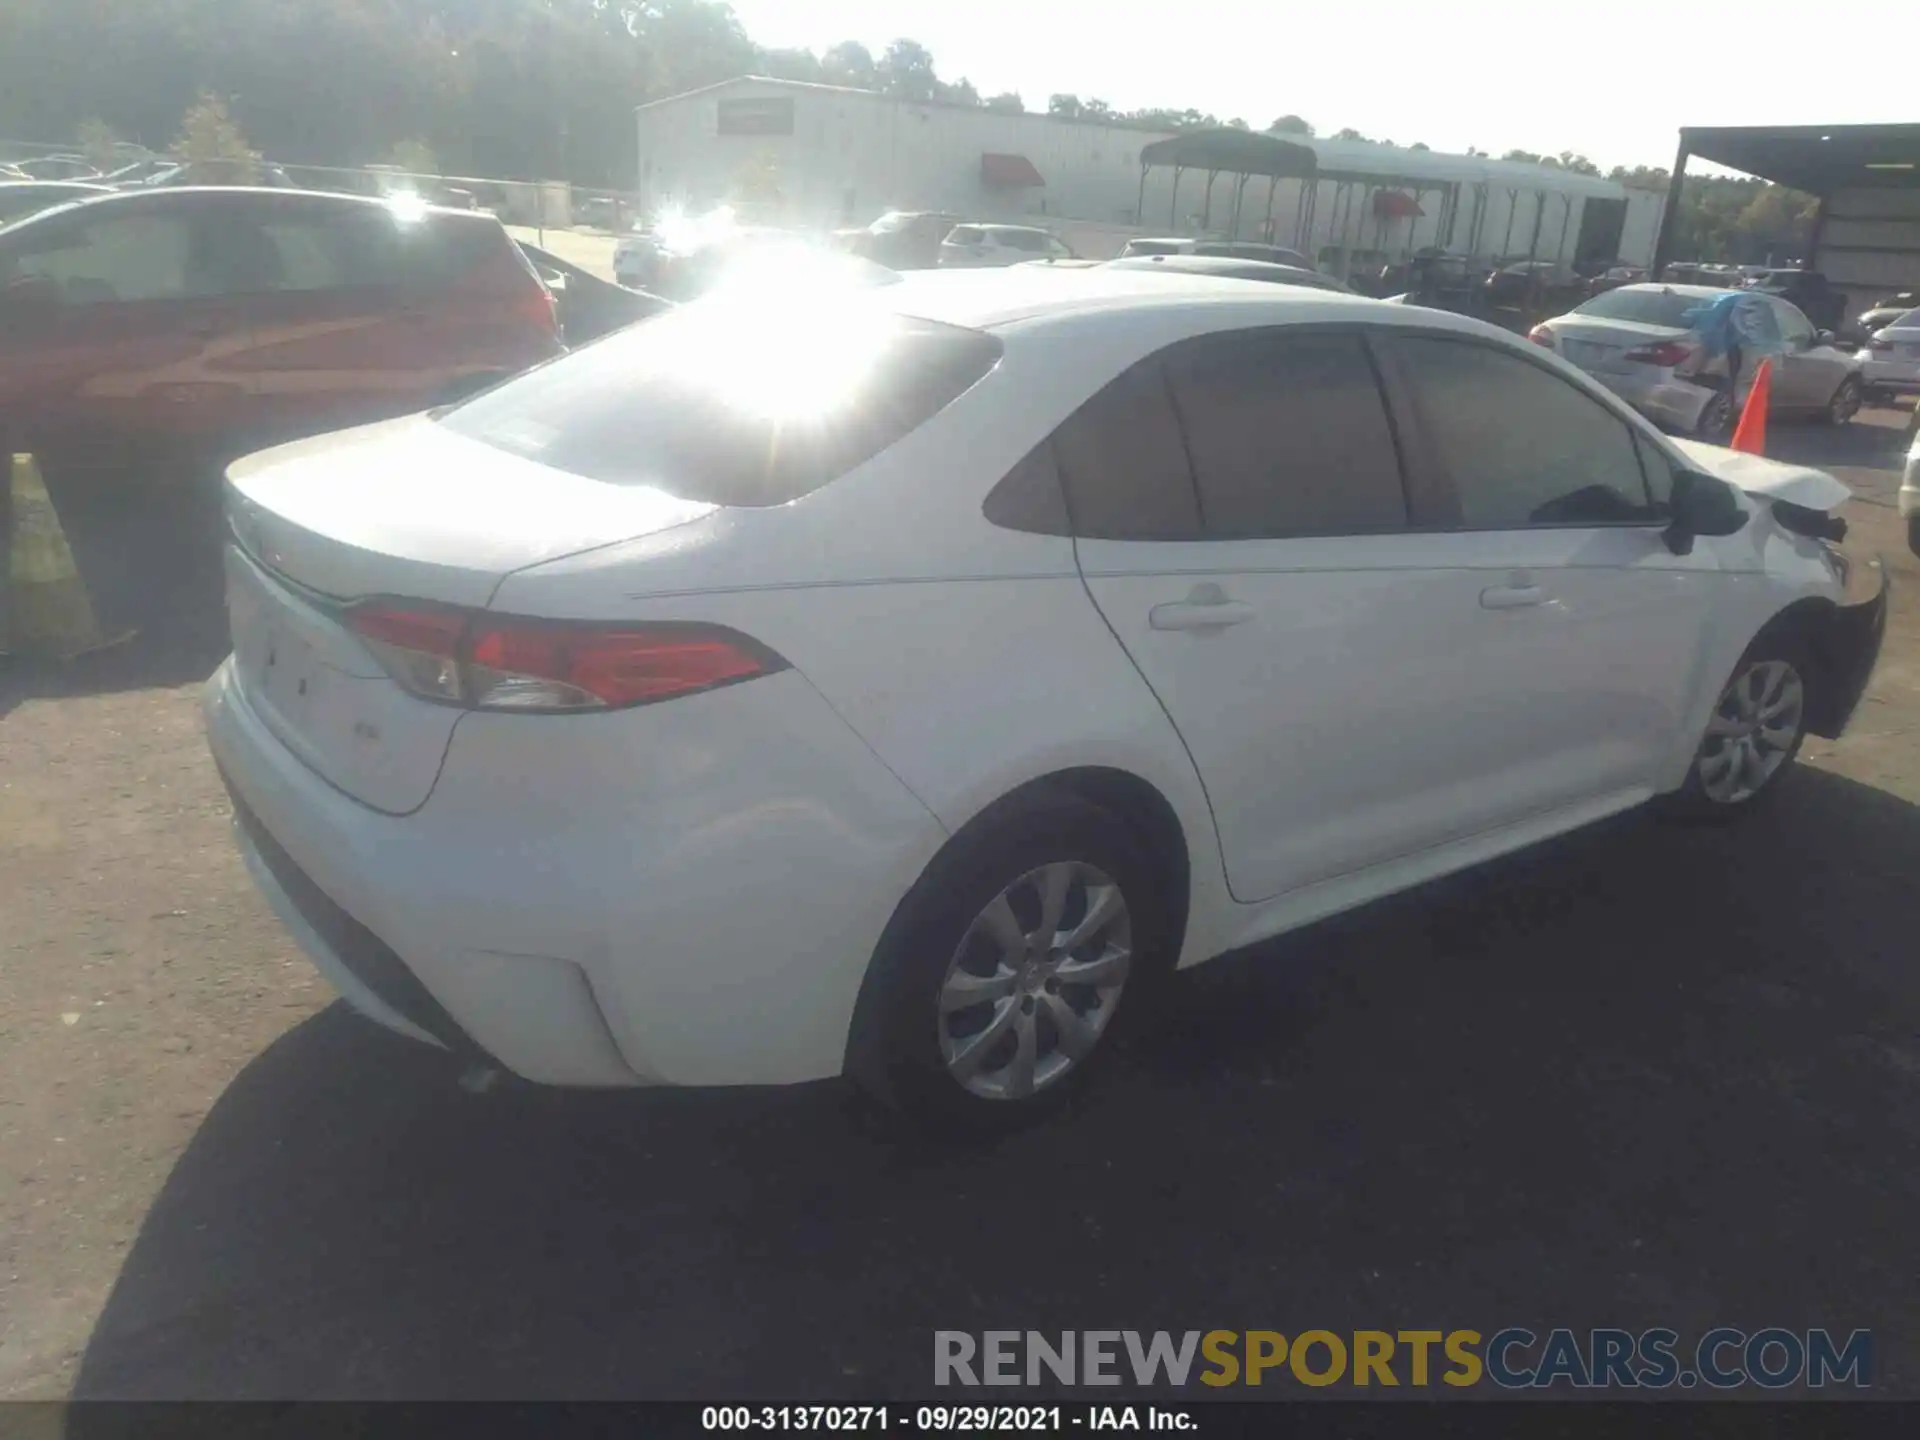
(1546, 318, 1695, 375)
(224, 415, 717, 813)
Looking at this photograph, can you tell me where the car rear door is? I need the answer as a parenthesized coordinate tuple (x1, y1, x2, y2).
(1069, 326, 1555, 904)
(0, 197, 254, 469)
(225, 198, 550, 447)
(219, 195, 452, 446)
(1765, 296, 1848, 410)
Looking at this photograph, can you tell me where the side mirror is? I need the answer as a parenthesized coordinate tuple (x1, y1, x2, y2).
(1815, 329, 1835, 346)
(1664, 469, 1749, 555)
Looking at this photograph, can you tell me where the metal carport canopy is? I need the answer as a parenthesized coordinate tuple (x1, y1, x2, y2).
(1679, 123, 1920, 196)
(1136, 128, 1319, 239)
(1653, 123, 1920, 294)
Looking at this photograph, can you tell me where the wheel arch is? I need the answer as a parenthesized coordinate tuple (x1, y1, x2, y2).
(841, 764, 1195, 1081)
(1747, 596, 1853, 737)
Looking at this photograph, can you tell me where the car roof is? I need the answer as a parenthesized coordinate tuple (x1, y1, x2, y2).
(5, 184, 490, 224)
(865, 264, 1459, 338)
(1102, 254, 1347, 290)
(1609, 282, 1741, 299)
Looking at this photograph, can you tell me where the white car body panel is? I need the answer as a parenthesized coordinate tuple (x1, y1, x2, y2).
(1859, 319, 1920, 392)
(1670, 438, 1855, 513)
(1078, 524, 1722, 905)
(205, 269, 1866, 1091)
(1902, 428, 1920, 521)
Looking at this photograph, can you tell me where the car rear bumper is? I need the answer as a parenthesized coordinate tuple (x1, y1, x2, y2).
(204, 657, 947, 1088)
(1807, 556, 1889, 739)
(1586, 370, 1715, 432)
(1859, 356, 1920, 390)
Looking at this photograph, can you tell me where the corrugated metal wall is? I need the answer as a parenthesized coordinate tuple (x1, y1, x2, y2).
(1816, 187, 1920, 320)
(635, 80, 1648, 268)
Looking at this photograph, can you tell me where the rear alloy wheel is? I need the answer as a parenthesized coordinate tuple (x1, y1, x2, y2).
(1662, 635, 1814, 820)
(1823, 375, 1862, 426)
(850, 788, 1170, 1130)
(1695, 388, 1735, 441)
(937, 861, 1132, 1103)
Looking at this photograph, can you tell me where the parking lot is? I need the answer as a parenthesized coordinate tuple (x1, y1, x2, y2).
(2, 401, 1917, 1401)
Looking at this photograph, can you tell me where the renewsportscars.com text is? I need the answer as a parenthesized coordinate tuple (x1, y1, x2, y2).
(934, 1328, 1871, 1390)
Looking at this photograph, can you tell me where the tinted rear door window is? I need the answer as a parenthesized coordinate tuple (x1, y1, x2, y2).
(1394, 335, 1657, 528)
(440, 305, 1003, 506)
(1163, 330, 1407, 537)
(1051, 359, 1201, 539)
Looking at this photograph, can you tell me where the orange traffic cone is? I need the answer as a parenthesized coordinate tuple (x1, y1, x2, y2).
(1729, 357, 1772, 455)
(6, 453, 133, 661)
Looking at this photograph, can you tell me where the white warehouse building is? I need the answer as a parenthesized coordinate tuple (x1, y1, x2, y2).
(635, 76, 1664, 272)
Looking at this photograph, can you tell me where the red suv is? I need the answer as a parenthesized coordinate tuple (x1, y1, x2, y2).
(0, 187, 562, 477)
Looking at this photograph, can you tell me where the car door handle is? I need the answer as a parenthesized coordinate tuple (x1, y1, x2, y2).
(1479, 584, 1545, 610)
(1149, 590, 1255, 631)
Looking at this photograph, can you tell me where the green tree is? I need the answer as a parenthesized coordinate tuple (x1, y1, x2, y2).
(1267, 114, 1313, 136)
(1048, 93, 1084, 120)
(821, 38, 877, 87)
(170, 90, 260, 183)
(1333, 126, 1369, 142)
(76, 116, 123, 170)
(937, 76, 980, 106)
(985, 91, 1023, 113)
(757, 46, 824, 83)
(876, 38, 938, 102)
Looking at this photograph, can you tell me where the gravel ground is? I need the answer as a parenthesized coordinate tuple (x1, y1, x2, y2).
(1, 406, 1916, 1401)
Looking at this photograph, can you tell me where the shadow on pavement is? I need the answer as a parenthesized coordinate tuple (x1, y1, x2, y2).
(1767, 403, 1912, 475)
(74, 767, 1920, 1400)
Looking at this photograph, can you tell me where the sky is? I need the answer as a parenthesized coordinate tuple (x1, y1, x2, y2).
(726, 0, 1910, 175)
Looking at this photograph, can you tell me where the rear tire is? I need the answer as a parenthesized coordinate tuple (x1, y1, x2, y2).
(1659, 629, 1816, 822)
(1822, 375, 1862, 426)
(1694, 386, 1735, 441)
(848, 787, 1174, 1132)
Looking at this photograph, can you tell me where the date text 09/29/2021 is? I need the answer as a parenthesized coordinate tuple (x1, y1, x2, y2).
(702, 1407, 1188, 1432)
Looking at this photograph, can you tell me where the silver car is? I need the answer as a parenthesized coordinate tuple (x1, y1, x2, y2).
(1532, 283, 1864, 438)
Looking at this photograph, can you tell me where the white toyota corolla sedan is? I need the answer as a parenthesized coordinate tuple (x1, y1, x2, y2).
(205, 267, 1888, 1128)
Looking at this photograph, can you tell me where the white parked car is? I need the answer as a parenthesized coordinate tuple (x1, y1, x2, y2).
(612, 225, 662, 288)
(1532, 283, 1864, 438)
(1902, 421, 1920, 556)
(939, 223, 1074, 267)
(1859, 308, 1920, 402)
(205, 269, 1887, 1128)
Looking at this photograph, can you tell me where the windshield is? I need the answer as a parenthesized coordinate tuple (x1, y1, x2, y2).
(439, 301, 1002, 506)
(1573, 288, 1702, 326)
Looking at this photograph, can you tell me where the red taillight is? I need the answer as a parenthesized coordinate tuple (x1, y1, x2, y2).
(345, 604, 782, 712)
(516, 279, 559, 336)
(467, 622, 773, 709)
(1623, 340, 1693, 367)
(1528, 324, 1555, 348)
(1868, 338, 1892, 353)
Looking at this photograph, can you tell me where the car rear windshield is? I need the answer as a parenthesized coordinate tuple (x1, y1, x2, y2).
(1573, 288, 1701, 326)
(438, 303, 1003, 506)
